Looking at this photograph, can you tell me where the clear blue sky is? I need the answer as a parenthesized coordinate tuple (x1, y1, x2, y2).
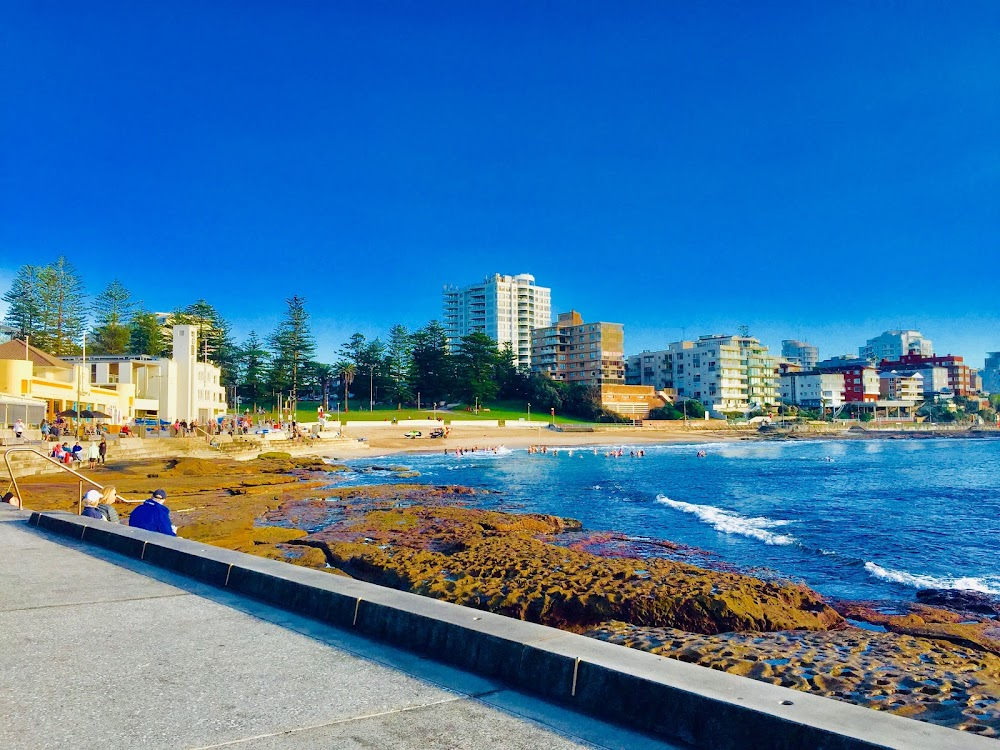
(2, 2, 998, 365)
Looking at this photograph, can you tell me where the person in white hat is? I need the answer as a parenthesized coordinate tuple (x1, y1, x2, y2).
(81, 489, 103, 519)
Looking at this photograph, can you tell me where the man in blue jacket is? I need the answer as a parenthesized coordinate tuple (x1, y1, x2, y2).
(128, 489, 177, 536)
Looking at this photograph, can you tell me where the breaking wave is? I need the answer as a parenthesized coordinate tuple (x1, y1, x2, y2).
(863, 562, 1000, 594)
(655, 496, 796, 546)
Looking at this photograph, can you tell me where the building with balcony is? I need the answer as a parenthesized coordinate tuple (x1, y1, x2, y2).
(879, 370, 924, 403)
(668, 335, 777, 417)
(779, 371, 846, 410)
(877, 353, 975, 397)
(625, 349, 674, 393)
(63, 325, 227, 424)
(531, 311, 624, 386)
(781, 340, 819, 370)
(442, 273, 551, 369)
(860, 330, 933, 363)
(0, 339, 132, 424)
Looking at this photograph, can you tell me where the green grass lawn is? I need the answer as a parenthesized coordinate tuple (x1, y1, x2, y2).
(239, 400, 590, 425)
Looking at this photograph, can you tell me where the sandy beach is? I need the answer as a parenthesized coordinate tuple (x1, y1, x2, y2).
(338, 424, 743, 457)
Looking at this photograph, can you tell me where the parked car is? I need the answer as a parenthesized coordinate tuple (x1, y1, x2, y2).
(403, 430, 422, 439)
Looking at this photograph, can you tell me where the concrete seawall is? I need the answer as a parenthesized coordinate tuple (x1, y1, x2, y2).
(27, 510, 994, 750)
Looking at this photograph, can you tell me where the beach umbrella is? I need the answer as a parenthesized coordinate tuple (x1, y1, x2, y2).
(57, 409, 79, 418)
(81, 410, 111, 419)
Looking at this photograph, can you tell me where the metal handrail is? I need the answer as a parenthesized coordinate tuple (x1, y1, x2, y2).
(2, 447, 138, 513)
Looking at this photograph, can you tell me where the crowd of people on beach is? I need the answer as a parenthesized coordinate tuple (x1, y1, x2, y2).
(449, 445, 504, 456)
(526, 445, 646, 457)
(48, 438, 108, 467)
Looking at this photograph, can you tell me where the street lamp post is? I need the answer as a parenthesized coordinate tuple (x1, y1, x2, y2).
(527, 402, 531, 422)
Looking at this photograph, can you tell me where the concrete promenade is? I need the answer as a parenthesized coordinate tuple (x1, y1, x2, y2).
(0, 509, 685, 750)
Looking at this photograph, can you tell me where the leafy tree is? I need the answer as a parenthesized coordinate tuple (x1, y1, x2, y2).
(268, 296, 316, 406)
(408, 321, 453, 407)
(385, 324, 413, 404)
(2, 264, 44, 339)
(337, 361, 357, 411)
(128, 309, 167, 357)
(647, 404, 684, 420)
(495, 342, 521, 398)
(306, 362, 337, 411)
(91, 279, 134, 354)
(339, 332, 368, 366)
(679, 399, 707, 419)
(37, 256, 87, 355)
(454, 332, 502, 404)
(238, 331, 269, 403)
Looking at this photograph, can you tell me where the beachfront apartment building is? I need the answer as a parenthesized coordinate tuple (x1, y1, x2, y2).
(625, 349, 673, 392)
(779, 371, 846, 410)
(879, 371, 924, 402)
(781, 340, 819, 370)
(531, 311, 625, 385)
(859, 330, 933, 363)
(668, 335, 777, 417)
(442, 273, 551, 369)
(815, 358, 880, 403)
(878, 353, 975, 398)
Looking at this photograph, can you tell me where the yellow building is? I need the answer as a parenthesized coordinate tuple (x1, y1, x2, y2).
(0, 339, 134, 423)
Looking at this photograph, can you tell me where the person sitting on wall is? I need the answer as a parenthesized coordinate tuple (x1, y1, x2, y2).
(128, 489, 177, 536)
(71, 442, 84, 462)
(97, 485, 121, 523)
(81, 489, 104, 519)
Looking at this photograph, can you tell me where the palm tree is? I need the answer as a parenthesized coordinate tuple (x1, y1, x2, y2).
(338, 361, 357, 412)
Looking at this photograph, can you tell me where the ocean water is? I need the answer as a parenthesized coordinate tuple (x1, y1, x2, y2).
(339, 438, 1000, 603)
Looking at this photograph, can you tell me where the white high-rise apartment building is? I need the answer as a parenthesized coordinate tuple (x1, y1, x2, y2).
(443, 273, 551, 368)
(781, 339, 818, 369)
(669, 335, 777, 417)
(860, 330, 933, 363)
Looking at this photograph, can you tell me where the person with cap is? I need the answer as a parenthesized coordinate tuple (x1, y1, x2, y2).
(81, 489, 104, 519)
(128, 489, 177, 536)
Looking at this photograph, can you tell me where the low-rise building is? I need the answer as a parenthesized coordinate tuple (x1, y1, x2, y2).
(878, 353, 975, 397)
(63, 325, 227, 424)
(600, 384, 666, 419)
(779, 371, 846, 410)
(879, 370, 923, 402)
(816, 359, 880, 402)
(531, 311, 625, 386)
(0, 339, 133, 424)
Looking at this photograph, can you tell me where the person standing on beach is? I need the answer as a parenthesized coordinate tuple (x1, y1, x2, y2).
(98, 437, 107, 465)
(87, 441, 100, 469)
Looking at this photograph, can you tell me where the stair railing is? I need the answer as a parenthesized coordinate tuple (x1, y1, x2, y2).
(2, 446, 137, 514)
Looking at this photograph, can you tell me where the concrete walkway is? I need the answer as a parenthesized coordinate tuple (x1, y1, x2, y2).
(0, 510, 685, 750)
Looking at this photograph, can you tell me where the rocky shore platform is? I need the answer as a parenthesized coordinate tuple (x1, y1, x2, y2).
(14, 453, 999, 737)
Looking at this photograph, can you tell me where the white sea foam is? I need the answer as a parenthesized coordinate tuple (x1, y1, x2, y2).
(656, 496, 796, 546)
(863, 562, 1000, 594)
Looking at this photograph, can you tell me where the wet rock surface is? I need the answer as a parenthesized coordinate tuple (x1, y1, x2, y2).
(587, 621, 1000, 737)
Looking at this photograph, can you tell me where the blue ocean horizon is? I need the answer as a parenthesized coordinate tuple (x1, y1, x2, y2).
(337, 438, 1000, 603)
